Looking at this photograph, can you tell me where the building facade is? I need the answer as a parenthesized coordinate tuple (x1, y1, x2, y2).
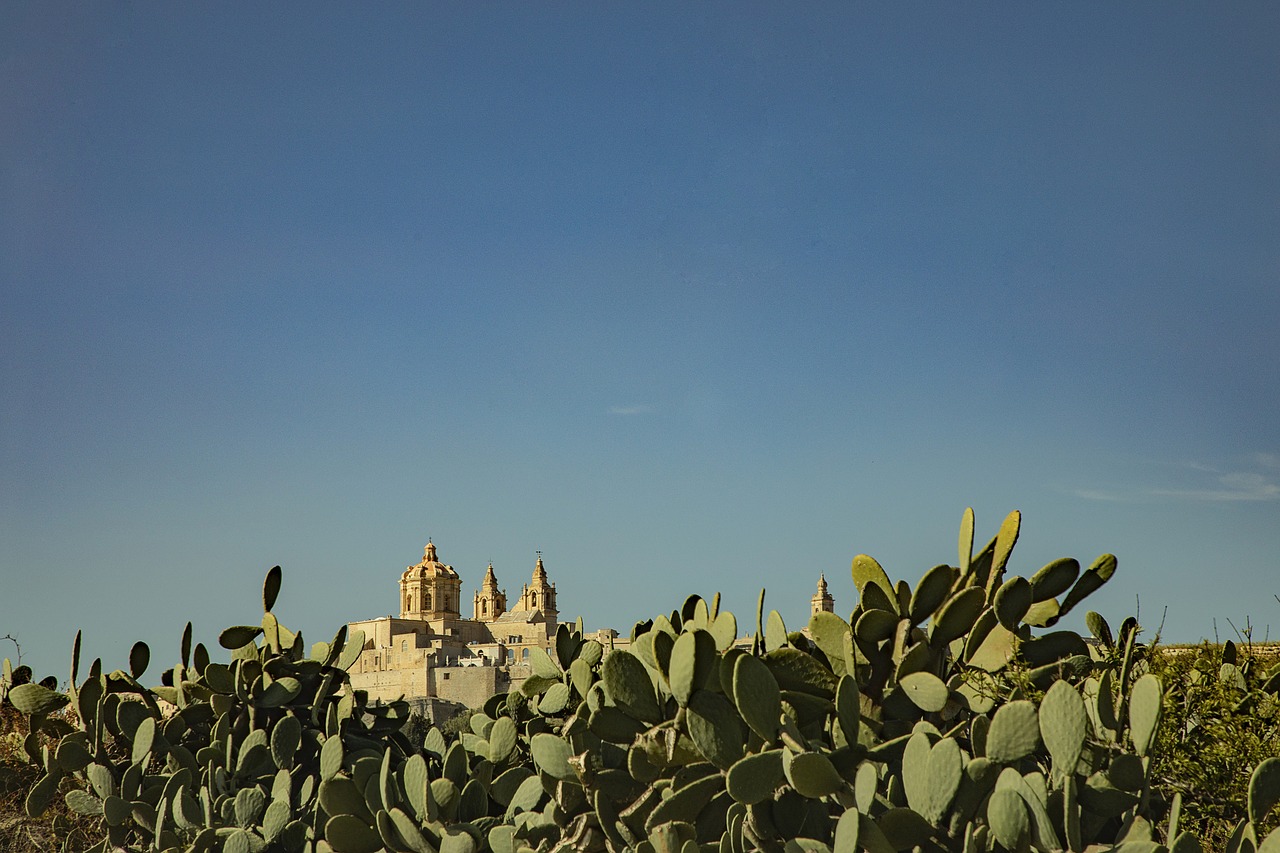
(345, 540, 575, 711)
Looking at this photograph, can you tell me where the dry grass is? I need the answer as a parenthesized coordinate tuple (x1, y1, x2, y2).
(0, 704, 102, 853)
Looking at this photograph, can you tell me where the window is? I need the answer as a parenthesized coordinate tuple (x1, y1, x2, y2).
(521, 648, 530, 661)
(401, 641, 407, 652)
(424, 592, 431, 610)
(442, 673, 450, 681)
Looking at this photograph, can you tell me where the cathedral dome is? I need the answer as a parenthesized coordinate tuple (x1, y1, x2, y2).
(400, 540, 460, 581)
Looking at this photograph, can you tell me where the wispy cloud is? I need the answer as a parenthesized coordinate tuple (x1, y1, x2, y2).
(608, 404, 652, 416)
(1149, 472, 1280, 502)
(1072, 489, 1129, 502)
(1073, 456, 1280, 503)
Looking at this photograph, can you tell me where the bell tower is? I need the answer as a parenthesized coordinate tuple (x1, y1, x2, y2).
(516, 551, 558, 624)
(811, 574, 834, 616)
(473, 562, 507, 622)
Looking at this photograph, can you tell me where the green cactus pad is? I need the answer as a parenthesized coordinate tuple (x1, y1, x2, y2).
(337, 629, 365, 671)
(390, 807, 435, 853)
(1027, 557, 1079, 602)
(855, 762, 879, 813)
(7, 683, 69, 717)
(852, 554, 896, 607)
(929, 587, 986, 647)
(218, 625, 263, 650)
(1021, 631, 1089, 668)
(992, 577, 1032, 631)
(904, 732, 962, 824)
(1249, 758, 1280, 825)
(1128, 673, 1163, 757)
(764, 648, 837, 697)
(325, 814, 383, 853)
(1057, 554, 1117, 619)
(590, 705, 648, 744)
(102, 794, 130, 827)
(688, 689, 745, 769)
(985, 700, 1041, 764)
(320, 776, 374, 821)
(63, 790, 102, 816)
(1172, 832, 1206, 853)
(1078, 772, 1139, 817)
(234, 786, 266, 827)
(899, 671, 949, 713)
(128, 641, 149, 679)
(569, 657, 594, 698)
(834, 674, 860, 747)
(320, 734, 344, 780)
(710, 611, 738, 651)
(765, 610, 788, 653)
(1038, 680, 1087, 780)
(967, 622, 1018, 673)
(260, 676, 301, 707)
(987, 787, 1029, 852)
(1107, 753, 1146, 792)
(130, 716, 155, 766)
(531, 733, 575, 780)
(270, 714, 301, 768)
(487, 715, 517, 765)
(876, 807, 934, 850)
(854, 608, 898, 644)
(645, 774, 724, 833)
(22, 771, 57, 819)
(832, 808, 861, 853)
(910, 564, 958, 626)
(733, 653, 781, 741)
(784, 751, 846, 798)
(602, 649, 662, 723)
(539, 682, 571, 715)
(990, 509, 1021, 580)
(726, 750, 784, 804)
(670, 629, 716, 706)
(808, 612, 852, 674)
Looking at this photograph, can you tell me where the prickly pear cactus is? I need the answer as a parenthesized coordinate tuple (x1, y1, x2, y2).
(11, 509, 1280, 853)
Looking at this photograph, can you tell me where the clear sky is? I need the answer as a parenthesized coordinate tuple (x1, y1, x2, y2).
(3, 4, 1278, 682)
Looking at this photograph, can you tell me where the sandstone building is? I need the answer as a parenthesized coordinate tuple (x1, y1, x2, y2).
(345, 538, 829, 718)
(345, 540, 616, 715)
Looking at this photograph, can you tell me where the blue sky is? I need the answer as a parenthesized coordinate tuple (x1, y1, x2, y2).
(3, 4, 1278, 681)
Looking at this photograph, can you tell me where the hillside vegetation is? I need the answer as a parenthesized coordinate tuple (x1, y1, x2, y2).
(3, 509, 1280, 853)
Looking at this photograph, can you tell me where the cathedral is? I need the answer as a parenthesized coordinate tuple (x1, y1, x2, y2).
(344, 539, 589, 711)
(344, 537, 833, 716)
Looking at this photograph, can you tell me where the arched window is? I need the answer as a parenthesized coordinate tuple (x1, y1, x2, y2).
(481, 600, 488, 615)
(521, 648, 530, 661)
(401, 640, 408, 652)
(529, 593, 538, 608)
(424, 591, 431, 611)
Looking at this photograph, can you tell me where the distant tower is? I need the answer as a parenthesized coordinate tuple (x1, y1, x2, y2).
(473, 562, 507, 622)
(399, 540, 462, 620)
(811, 573, 834, 615)
(516, 551, 558, 624)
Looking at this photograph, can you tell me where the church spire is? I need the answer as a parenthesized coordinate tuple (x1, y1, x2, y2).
(811, 573, 834, 615)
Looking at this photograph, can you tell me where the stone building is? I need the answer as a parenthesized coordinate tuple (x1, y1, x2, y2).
(345, 540, 573, 712)
(811, 573, 834, 615)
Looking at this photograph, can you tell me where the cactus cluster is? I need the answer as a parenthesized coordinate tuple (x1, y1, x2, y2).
(6, 510, 1280, 852)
